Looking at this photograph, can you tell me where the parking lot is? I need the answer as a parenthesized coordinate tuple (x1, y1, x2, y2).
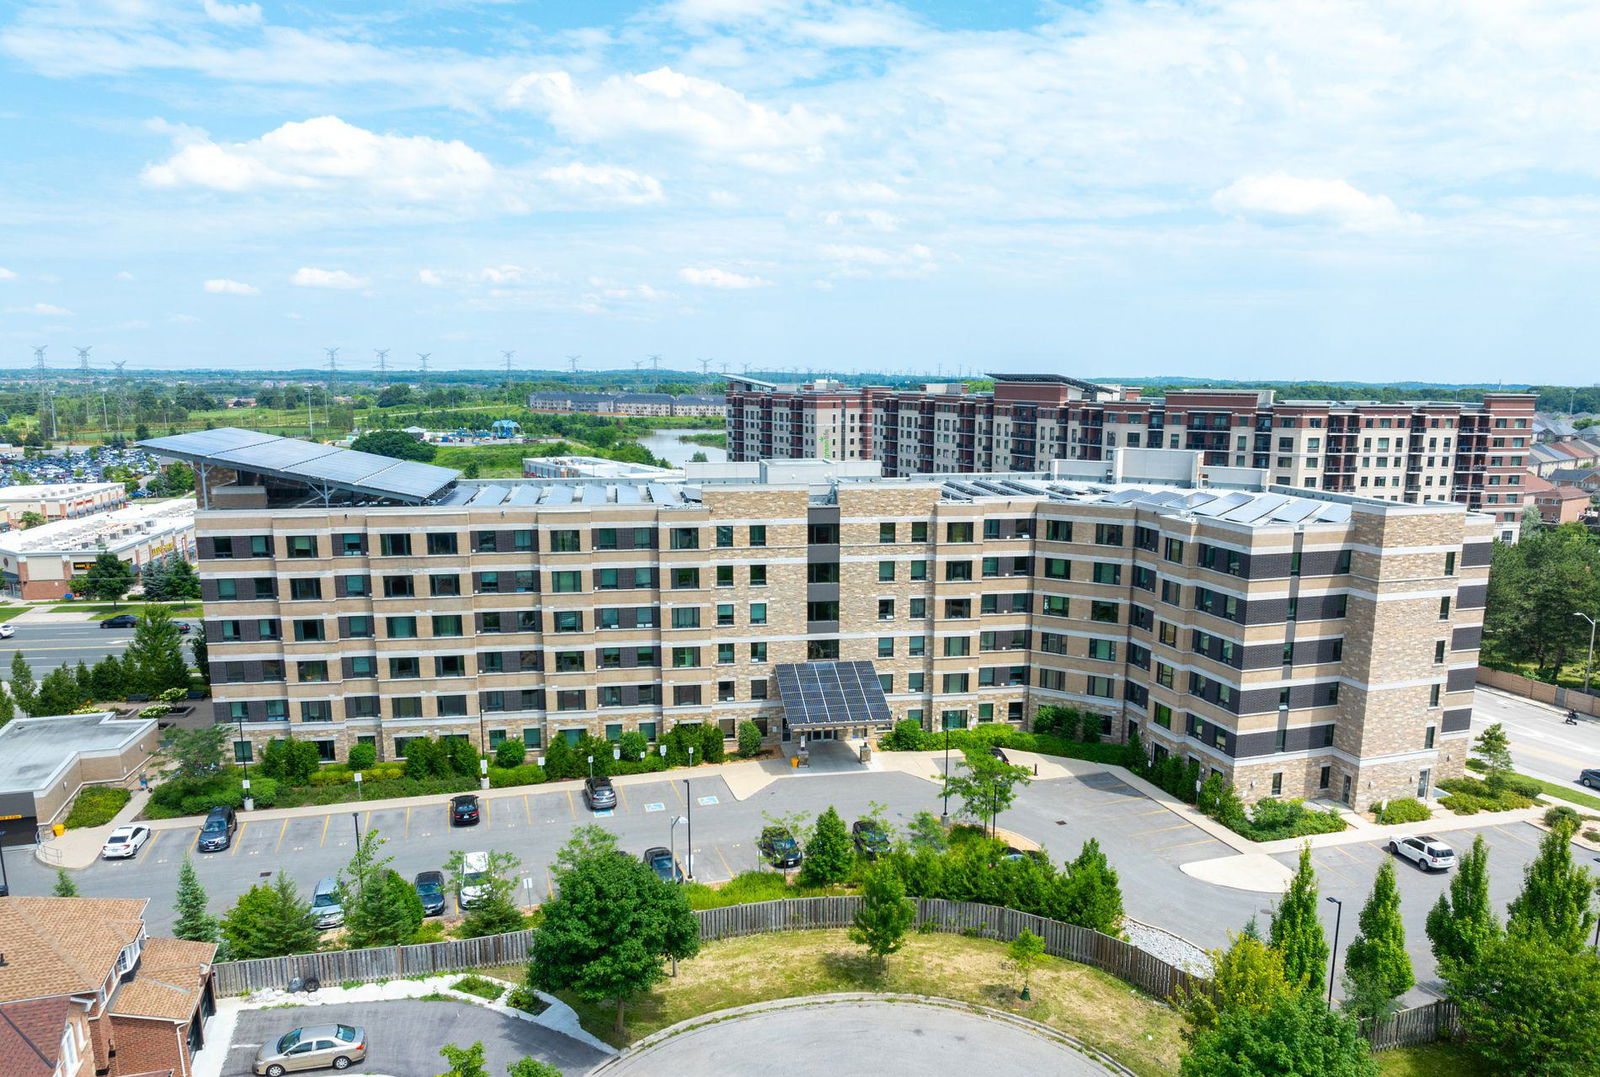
(222, 998, 607, 1077)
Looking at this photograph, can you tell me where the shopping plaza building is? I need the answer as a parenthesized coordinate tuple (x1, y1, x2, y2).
(725, 374, 1537, 542)
(145, 428, 1490, 810)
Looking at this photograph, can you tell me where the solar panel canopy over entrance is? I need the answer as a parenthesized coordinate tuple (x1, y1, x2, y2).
(774, 661, 893, 729)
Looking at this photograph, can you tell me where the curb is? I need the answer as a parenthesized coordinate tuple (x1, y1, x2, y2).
(586, 992, 1138, 1076)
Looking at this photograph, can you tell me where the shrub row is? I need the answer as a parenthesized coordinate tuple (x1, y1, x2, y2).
(878, 716, 1132, 767)
(64, 786, 131, 829)
(1439, 776, 1537, 815)
(1373, 797, 1432, 825)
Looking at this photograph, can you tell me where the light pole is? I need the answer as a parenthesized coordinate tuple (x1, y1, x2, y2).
(236, 713, 253, 811)
(1576, 612, 1598, 696)
(941, 728, 951, 825)
(684, 779, 694, 881)
(671, 815, 687, 883)
(1325, 896, 1344, 1006)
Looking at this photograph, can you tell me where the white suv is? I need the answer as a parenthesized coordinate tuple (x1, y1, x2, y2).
(1388, 835, 1456, 872)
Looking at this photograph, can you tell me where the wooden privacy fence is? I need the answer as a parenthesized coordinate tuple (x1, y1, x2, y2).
(209, 896, 1454, 1052)
(1364, 999, 1461, 1051)
(212, 929, 535, 996)
(1479, 665, 1600, 715)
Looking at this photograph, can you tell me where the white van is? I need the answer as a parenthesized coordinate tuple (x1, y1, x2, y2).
(458, 851, 490, 909)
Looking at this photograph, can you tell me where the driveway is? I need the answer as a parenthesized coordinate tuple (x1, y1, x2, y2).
(223, 999, 608, 1077)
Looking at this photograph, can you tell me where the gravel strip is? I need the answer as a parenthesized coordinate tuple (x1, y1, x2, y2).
(1125, 918, 1212, 977)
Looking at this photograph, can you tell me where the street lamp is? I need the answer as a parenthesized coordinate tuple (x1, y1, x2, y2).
(236, 712, 253, 811)
(684, 779, 694, 881)
(670, 815, 687, 883)
(941, 727, 951, 825)
(1325, 896, 1344, 1006)
(1576, 613, 1598, 696)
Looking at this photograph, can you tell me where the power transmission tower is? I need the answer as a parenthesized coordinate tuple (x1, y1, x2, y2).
(324, 347, 340, 427)
(501, 350, 516, 408)
(416, 353, 431, 380)
(697, 357, 713, 377)
(375, 349, 389, 379)
(75, 346, 93, 373)
(566, 354, 581, 375)
(112, 360, 128, 437)
(648, 353, 662, 374)
(33, 346, 55, 440)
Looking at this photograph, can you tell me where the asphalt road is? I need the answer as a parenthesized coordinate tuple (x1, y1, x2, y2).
(224, 999, 607, 1077)
(4, 760, 1574, 1006)
(0, 619, 197, 673)
(602, 998, 1118, 1076)
(1472, 685, 1600, 793)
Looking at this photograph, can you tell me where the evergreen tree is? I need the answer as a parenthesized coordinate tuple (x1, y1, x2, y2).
(1507, 815, 1596, 952)
(82, 550, 134, 606)
(0, 685, 13, 727)
(34, 665, 83, 716)
(342, 830, 423, 948)
(9, 652, 37, 714)
(90, 655, 125, 701)
(189, 634, 209, 688)
(74, 660, 93, 703)
(507, 1059, 561, 1077)
(52, 869, 78, 897)
(1341, 859, 1413, 1019)
(1425, 834, 1500, 968)
(221, 875, 321, 959)
(542, 734, 577, 780)
(172, 855, 221, 945)
(1270, 845, 1330, 995)
(1058, 837, 1125, 936)
(123, 606, 190, 695)
(736, 721, 763, 758)
(800, 806, 854, 886)
(849, 861, 917, 968)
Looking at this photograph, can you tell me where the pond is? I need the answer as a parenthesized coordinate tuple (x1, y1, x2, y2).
(638, 427, 727, 467)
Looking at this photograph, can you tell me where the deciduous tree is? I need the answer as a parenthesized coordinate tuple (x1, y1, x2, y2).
(1006, 928, 1047, 998)
(938, 750, 1032, 837)
(850, 861, 916, 969)
(1425, 834, 1500, 968)
(221, 875, 320, 959)
(82, 550, 134, 606)
(445, 848, 525, 937)
(1471, 722, 1514, 789)
(1507, 815, 1596, 952)
(1270, 845, 1330, 995)
(1180, 991, 1377, 1077)
(1444, 932, 1600, 1077)
(1341, 859, 1413, 1019)
(1058, 837, 1125, 936)
(342, 829, 423, 948)
(162, 724, 229, 780)
(1179, 931, 1294, 1039)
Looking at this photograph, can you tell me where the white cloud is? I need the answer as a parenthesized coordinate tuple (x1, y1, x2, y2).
(291, 267, 368, 289)
(142, 116, 503, 206)
(819, 243, 938, 278)
(6, 302, 72, 315)
(203, 277, 259, 295)
(679, 266, 772, 288)
(1211, 174, 1415, 231)
(505, 67, 841, 160)
(201, 0, 262, 27)
(418, 265, 550, 288)
(0, 267, 16, 281)
(114, 270, 136, 280)
(539, 162, 663, 205)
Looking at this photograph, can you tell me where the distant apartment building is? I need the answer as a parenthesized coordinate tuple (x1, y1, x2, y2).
(726, 375, 1537, 542)
(0, 481, 128, 525)
(528, 391, 726, 419)
(144, 429, 1487, 810)
(0, 499, 196, 600)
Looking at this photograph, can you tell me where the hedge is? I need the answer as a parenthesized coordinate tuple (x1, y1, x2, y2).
(64, 786, 131, 829)
(1373, 797, 1432, 825)
(878, 718, 1130, 767)
(1437, 776, 1537, 815)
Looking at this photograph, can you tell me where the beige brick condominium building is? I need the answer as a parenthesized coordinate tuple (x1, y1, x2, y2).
(144, 429, 1488, 810)
(726, 374, 1536, 541)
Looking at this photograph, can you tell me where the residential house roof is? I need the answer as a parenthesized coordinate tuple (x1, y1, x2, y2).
(109, 938, 216, 1023)
(0, 897, 148, 1004)
(1548, 467, 1600, 486)
(0, 997, 71, 1077)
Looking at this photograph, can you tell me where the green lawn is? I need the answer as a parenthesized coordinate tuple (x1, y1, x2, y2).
(431, 443, 536, 476)
(0, 607, 26, 624)
(1515, 774, 1600, 812)
(50, 602, 202, 619)
(1374, 1042, 1493, 1077)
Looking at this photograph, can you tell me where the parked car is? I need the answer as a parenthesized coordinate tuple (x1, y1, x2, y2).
(101, 614, 138, 628)
(583, 776, 617, 811)
(1388, 835, 1456, 872)
(310, 877, 344, 930)
(458, 850, 490, 908)
(1580, 768, 1600, 789)
(175, 621, 193, 635)
(100, 824, 151, 859)
(988, 745, 1010, 763)
(0, 623, 13, 639)
(643, 846, 684, 883)
(253, 1023, 366, 1076)
(759, 826, 803, 870)
(449, 793, 481, 827)
(851, 820, 890, 860)
(413, 870, 446, 917)
(196, 805, 236, 853)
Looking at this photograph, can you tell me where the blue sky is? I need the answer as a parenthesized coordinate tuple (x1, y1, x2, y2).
(3, 0, 1599, 381)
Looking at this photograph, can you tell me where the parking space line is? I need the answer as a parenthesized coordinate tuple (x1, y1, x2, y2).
(319, 815, 331, 847)
(273, 819, 288, 854)
(524, 795, 532, 825)
(617, 784, 630, 813)
(565, 790, 576, 819)
(1130, 823, 1192, 836)
(1159, 838, 1218, 851)
(143, 830, 164, 858)
(404, 806, 411, 840)
(715, 846, 735, 880)
(484, 799, 492, 828)
(1328, 845, 1367, 864)
(670, 781, 686, 807)
(1121, 807, 1171, 818)
(229, 821, 248, 856)
(1493, 826, 1538, 847)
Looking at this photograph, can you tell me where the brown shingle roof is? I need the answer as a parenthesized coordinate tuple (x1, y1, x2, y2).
(110, 937, 215, 1023)
(0, 997, 70, 1077)
(0, 898, 148, 1004)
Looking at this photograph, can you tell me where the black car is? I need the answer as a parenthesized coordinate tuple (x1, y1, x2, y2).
(758, 826, 802, 870)
(851, 820, 891, 860)
(988, 745, 1010, 764)
(1581, 768, 1600, 789)
(413, 870, 447, 916)
(175, 621, 193, 635)
(583, 776, 617, 811)
(450, 794, 481, 826)
(643, 846, 684, 883)
(196, 805, 236, 853)
(101, 614, 139, 628)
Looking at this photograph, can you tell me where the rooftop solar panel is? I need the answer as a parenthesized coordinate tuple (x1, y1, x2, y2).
(646, 483, 680, 506)
(468, 485, 509, 505)
(581, 485, 608, 505)
(543, 485, 574, 506)
(355, 459, 459, 499)
(615, 485, 642, 505)
(505, 485, 544, 505)
(1220, 493, 1291, 523)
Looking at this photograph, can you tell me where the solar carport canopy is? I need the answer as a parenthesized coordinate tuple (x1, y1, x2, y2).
(775, 660, 894, 729)
(140, 427, 460, 504)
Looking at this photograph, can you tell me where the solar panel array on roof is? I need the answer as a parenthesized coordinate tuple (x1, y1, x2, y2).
(774, 661, 893, 729)
(646, 483, 680, 506)
(469, 485, 509, 505)
(505, 485, 544, 506)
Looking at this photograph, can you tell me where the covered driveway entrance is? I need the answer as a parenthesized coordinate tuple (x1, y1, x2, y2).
(774, 660, 893, 746)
